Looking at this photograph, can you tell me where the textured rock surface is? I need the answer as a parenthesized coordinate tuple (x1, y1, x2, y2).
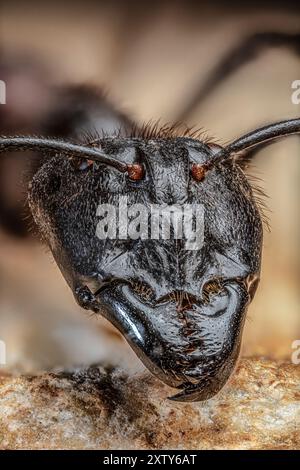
(0, 358, 299, 450)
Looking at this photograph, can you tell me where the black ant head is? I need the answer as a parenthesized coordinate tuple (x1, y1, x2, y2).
(1, 117, 298, 401)
(27, 133, 262, 401)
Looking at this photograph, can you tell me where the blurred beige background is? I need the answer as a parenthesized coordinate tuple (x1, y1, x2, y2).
(0, 0, 299, 372)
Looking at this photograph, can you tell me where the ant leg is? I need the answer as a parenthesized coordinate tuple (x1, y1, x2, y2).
(176, 32, 300, 123)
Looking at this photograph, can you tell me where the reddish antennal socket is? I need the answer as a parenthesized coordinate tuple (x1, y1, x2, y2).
(127, 163, 144, 181)
(191, 163, 206, 182)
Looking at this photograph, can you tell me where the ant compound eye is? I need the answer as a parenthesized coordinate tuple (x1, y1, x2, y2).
(191, 163, 206, 182)
(70, 157, 94, 171)
(127, 163, 144, 181)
